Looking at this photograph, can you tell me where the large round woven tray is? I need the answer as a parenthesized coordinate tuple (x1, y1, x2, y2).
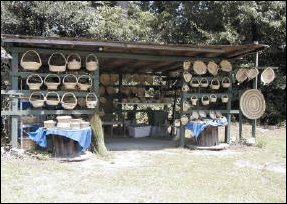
(261, 67, 275, 85)
(240, 89, 266, 120)
(193, 60, 207, 75)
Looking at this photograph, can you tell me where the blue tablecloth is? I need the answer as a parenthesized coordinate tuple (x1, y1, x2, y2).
(27, 127, 92, 151)
(185, 117, 228, 139)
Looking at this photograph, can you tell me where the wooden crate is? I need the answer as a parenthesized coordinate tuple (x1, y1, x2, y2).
(197, 126, 219, 147)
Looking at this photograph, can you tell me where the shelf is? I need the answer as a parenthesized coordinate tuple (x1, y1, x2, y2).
(1, 90, 97, 97)
(1, 109, 96, 116)
(115, 102, 172, 106)
(8, 71, 98, 78)
(181, 110, 239, 115)
(182, 93, 232, 98)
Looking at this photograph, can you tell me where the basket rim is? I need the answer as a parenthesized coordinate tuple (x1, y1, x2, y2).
(21, 50, 42, 65)
(48, 52, 67, 66)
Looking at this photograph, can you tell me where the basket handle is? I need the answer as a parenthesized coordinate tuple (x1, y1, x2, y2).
(26, 74, 43, 85)
(86, 54, 98, 63)
(221, 94, 229, 98)
(29, 91, 45, 103)
(61, 92, 77, 104)
(21, 50, 42, 65)
(62, 74, 78, 84)
(86, 93, 98, 103)
(200, 78, 208, 84)
(44, 74, 61, 84)
(191, 78, 199, 83)
(210, 94, 217, 99)
(222, 76, 230, 83)
(201, 95, 209, 102)
(46, 91, 60, 102)
(77, 75, 92, 86)
(211, 78, 219, 84)
(191, 95, 197, 100)
(48, 52, 67, 66)
(67, 53, 81, 63)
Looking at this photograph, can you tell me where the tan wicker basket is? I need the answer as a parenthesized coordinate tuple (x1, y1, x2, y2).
(247, 68, 259, 80)
(110, 74, 119, 84)
(209, 111, 216, 119)
(63, 74, 78, 90)
(48, 52, 67, 72)
(221, 94, 229, 103)
(86, 93, 98, 109)
(183, 72, 192, 82)
(220, 60, 232, 72)
(26, 74, 43, 90)
(86, 54, 99, 71)
(193, 60, 207, 75)
(210, 78, 220, 90)
(77, 75, 92, 91)
(207, 61, 219, 75)
(45, 91, 60, 106)
(199, 111, 206, 118)
(210, 94, 217, 103)
(61, 92, 77, 110)
(261, 67, 275, 85)
(183, 60, 191, 71)
(100, 74, 110, 86)
(44, 120, 56, 128)
(44, 74, 60, 90)
(221, 77, 231, 88)
(29, 92, 45, 108)
(190, 78, 200, 87)
(200, 78, 209, 88)
(190, 95, 198, 106)
(182, 84, 189, 92)
(201, 95, 210, 106)
(80, 121, 90, 128)
(67, 53, 81, 70)
(20, 50, 42, 70)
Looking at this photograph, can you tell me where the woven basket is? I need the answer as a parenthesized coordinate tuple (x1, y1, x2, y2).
(86, 54, 99, 71)
(45, 91, 60, 106)
(67, 53, 81, 70)
(56, 116, 72, 123)
(61, 92, 77, 110)
(86, 93, 98, 109)
(199, 111, 206, 118)
(100, 74, 110, 86)
(77, 97, 86, 107)
(63, 74, 78, 90)
(209, 111, 216, 119)
(132, 74, 140, 82)
(29, 92, 45, 108)
(183, 60, 191, 71)
(201, 95, 209, 106)
(247, 68, 259, 80)
(221, 94, 229, 103)
(190, 95, 198, 106)
(71, 121, 81, 129)
(44, 120, 56, 128)
(261, 67, 275, 85)
(77, 75, 92, 91)
(106, 87, 117, 96)
(183, 72, 192, 82)
(210, 94, 217, 103)
(110, 74, 119, 84)
(182, 84, 189, 92)
(44, 74, 60, 90)
(220, 60, 232, 72)
(193, 60, 207, 75)
(20, 50, 42, 70)
(200, 78, 209, 88)
(210, 78, 220, 90)
(180, 115, 189, 125)
(26, 74, 43, 90)
(48, 52, 67, 72)
(207, 61, 219, 75)
(221, 77, 231, 88)
(190, 78, 200, 87)
(190, 111, 199, 120)
(236, 68, 248, 83)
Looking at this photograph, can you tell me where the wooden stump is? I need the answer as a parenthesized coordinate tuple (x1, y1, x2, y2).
(197, 126, 219, 147)
(53, 135, 81, 158)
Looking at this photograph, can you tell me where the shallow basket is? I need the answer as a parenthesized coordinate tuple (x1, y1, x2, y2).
(63, 74, 78, 90)
(200, 78, 209, 88)
(56, 116, 72, 123)
(71, 121, 81, 129)
(86, 93, 98, 109)
(221, 94, 229, 103)
(44, 74, 61, 90)
(61, 92, 77, 110)
(26, 74, 43, 90)
(210, 94, 217, 103)
(77, 75, 92, 91)
(67, 53, 81, 70)
(201, 95, 210, 106)
(190, 78, 200, 87)
(80, 121, 90, 129)
(220, 60, 232, 72)
(48, 52, 67, 72)
(261, 67, 275, 85)
(221, 77, 231, 88)
(44, 120, 56, 128)
(29, 92, 45, 108)
(20, 50, 42, 71)
(86, 54, 99, 71)
(210, 78, 220, 90)
(45, 91, 60, 106)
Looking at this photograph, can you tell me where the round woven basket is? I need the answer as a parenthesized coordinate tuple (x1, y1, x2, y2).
(44, 74, 60, 90)
(110, 74, 119, 84)
(190, 111, 199, 120)
(200, 78, 209, 88)
(207, 61, 219, 75)
(63, 74, 78, 90)
(193, 60, 207, 75)
(199, 111, 206, 118)
(210, 94, 217, 103)
(209, 111, 216, 119)
(240, 89, 266, 119)
(20, 50, 42, 70)
(236, 68, 248, 83)
(183, 60, 191, 71)
(48, 52, 67, 72)
(201, 95, 209, 106)
(190, 78, 200, 87)
(61, 92, 77, 110)
(106, 87, 117, 96)
(45, 91, 60, 106)
(67, 53, 81, 70)
(221, 77, 231, 88)
(77, 75, 92, 91)
(261, 67, 275, 85)
(219, 60, 232, 72)
(221, 94, 229, 103)
(29, 92, 45, 108)
(190, 95, 198, 106)
(210, 78, 220, 90)
(100, 74, 110, 86)
(86, 93, 98, 109)
(180, 115, 189, 125)
(86, 54, 99, 71)
(183, 72, 192, 83)
(182, 84, 189, 92)
(26, 74, 43, 90)
(247, 68, 259, 80)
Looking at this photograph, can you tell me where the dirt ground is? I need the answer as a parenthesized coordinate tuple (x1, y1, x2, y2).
(1, 124, 286, 203)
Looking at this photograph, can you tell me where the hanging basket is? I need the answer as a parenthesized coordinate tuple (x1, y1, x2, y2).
(210, 94, 217, 103)
(221, 77, 231, 88)
(67, 53, 81, 70)
(190, 78, 200, 87)
(190, 95, 198, 106)
(61, 92, 77, 110)
(110, 74, 119, 84)
(221, 94, 229, 103)
(45, 91, 60, 106)
(193, 60, 207, 75)
(207, 61, 219, 75)
(210, 78, 220, 90)
(99, 86, 106, 96)
(77, 75, 92, 91)
(44, 74, 60, 90)
(183, 60, 191, 71)
(247, 68, 259, 81)
(182, 84, 189, 92)
(26, 74, 43, 90)
(200, 78, 209, 88)
(201, 95, 210, 106)
(180, 115, 189, 125)
(183, 72, 192, 82)
(86, 54, 99, 71)
(106, 87, 117, 96)
(190, 111, 199, 120)
(199, 111, 206, 118)
(77, 97, 86, 108)
(48, 52, 67, 72)
(236, 68, 248, 83)
(29, 92, 45, 108)
(261, 67, 275, 85)
(20, 50, 42, 70)
(86, 93, 98, 109)
(219, 60, 232, 72)
(209, 111, 216, 119)
(100, 73, 110, 86)
(63, 74, 78, 90)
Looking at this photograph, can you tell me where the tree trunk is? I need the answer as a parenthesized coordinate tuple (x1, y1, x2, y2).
(90, 112, 109, 157)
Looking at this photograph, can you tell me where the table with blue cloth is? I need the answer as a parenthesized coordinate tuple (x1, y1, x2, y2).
(27, 127, 92, 157)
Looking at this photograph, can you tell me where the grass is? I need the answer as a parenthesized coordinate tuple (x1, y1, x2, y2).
(1, 124, 286, 203)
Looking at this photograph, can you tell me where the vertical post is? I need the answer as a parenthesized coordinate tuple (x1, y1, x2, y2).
(252, 41, 259, 138)
(179, 76, 185, 147)
(225, 73, 232, 143)
(239, 91, 243, 140)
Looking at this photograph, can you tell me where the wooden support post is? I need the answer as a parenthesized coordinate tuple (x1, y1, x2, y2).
(225, 73, 232, 143)
(179, 79, 185, 147)
(252, 41, 259, 138)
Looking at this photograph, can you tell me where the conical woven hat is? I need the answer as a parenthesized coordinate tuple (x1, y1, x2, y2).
(247, 68, 259, 80)
(220, 60, 232, 72)
(193, 60, 207, 75)
(207, 61, 219, 75)
(100, 74, 110, 86)
(183, 72, 192, 82)
(236, 68, 248, 83)
(240, 89, 266, 119)
(261, 67, 275, 85)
